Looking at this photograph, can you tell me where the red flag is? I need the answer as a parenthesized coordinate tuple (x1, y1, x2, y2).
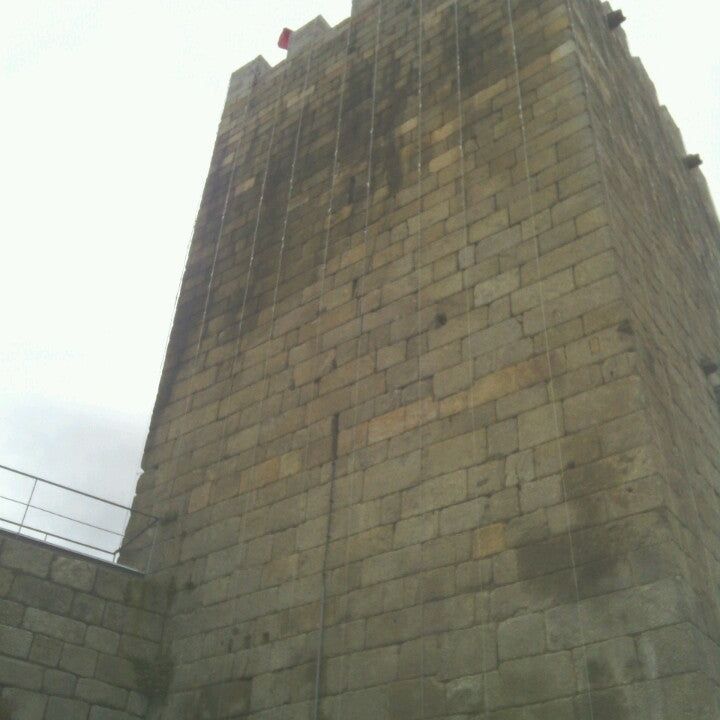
(278, 28, 292, 50)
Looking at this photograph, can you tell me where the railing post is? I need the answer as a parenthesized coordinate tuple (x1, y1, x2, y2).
(18, 478, 38, 535)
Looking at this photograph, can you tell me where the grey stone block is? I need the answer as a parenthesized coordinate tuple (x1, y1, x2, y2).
(45, 696, 90, 720)
(50, 556, 97, 592)
(0, 566, 13, 595)
(574, 636, 643, 691)
(126, 691, 147, 717)
(42, 668, 77, 697)
(0, 597, 24, 625)
(10, 574, 73, 614)
(59, 644, 98, 678)
(94, 653, 137, 690)
(23, 608, 86, 644)
(76, 678, 127, 710)
(87, 707, 133, 720)
(70, 593, 105, 625)
(85, 626, 120, 655)
(93, 568, 131, 603)
(0, 624, 33, 658)
(1, 688, 46, 720)
(546, 578, 688, 649)
(0, 656, 43, 690)
(0, 539, 52, 578)
(487, 652, 576, 708)
(29, 634, 63, 667)
(637, 623, 707, 679)
(439, 625, 498, 680)
(498, 612, 545, 660)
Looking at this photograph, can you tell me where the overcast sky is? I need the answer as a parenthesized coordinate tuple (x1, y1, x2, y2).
(1, 0, 718, 516)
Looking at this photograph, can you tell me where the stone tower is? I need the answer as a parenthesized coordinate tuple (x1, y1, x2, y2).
(129, 0, 720, 716)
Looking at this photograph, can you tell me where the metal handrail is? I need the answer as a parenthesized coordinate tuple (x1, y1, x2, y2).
(0, 516, 117, 558)
(0, 494, 125, 537)
(0, 462, 159, 571)
(0, 463, 156, 519)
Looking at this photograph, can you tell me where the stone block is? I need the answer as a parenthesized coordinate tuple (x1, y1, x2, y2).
(1, 688, 46, 720)
(498, 612, 545, 660)
(505, 449, 535, 486)
(10, 573, 73, 614)
(474, 269, 520, 307)
(50, 556, 97, 592)
(76, 678, 127, 710)
(518, 402, 563, 449)
(0, 624, 33, 658)
(546, 578, 689, 648)
(486, 651, 576, 708)
(423, 432, 486, 478)
(637, 623, 707, 679)
(0, 656, 43, 690)
(45, 697, 90, 720)
(365, 606, 422, 648)
(487, 418, 518, 457)
(363, 452, 420, 501)
(59, 643, 97, 678)
(87, 708, 133, 720)
(473, 524, 506, 559)
(42, 668, 77, 696)
(346, 646, 399, 690)
(70, 592, 105, 625)
(0, 566, 13, 595)
(0, 539, 52, 578)
(23, 608, 86, 644)
(563, 376, 643, 433)
(29, 634, 63, 667)
(93, 567, 131, 603)
(439, 625, 498, 680)
(574, 636, 642, 691)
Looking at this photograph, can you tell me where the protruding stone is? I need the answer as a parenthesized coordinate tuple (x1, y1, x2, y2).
(606, 9, 626, 30)
(227, 55, 270, 105)
(287, 16, 333, 59)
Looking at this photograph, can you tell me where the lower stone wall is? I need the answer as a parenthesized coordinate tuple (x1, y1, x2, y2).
(0, 532, 169, 720)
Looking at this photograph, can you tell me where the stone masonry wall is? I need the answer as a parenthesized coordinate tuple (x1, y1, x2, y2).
(567, 1, 720, 714)
(0, 532, 168, 720)
(128, 0, 720, 718)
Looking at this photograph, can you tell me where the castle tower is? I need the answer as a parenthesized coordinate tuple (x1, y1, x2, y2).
(129, 0, 720, 716)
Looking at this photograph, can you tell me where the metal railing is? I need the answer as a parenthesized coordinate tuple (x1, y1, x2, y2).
(0, 463, 159, 573)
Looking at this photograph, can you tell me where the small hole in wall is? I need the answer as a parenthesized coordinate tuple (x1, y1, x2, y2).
(700, 358, 720, 412)
(435, 312, 447, 327)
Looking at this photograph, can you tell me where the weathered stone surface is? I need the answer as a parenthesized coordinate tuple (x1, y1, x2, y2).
(0, 537, 166, 718)
(51, 556, 97, 592)
(0, 624, 33, 659)
(45, 696, 90, 720)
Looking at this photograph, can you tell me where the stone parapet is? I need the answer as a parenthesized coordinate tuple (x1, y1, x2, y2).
(0, 532, 171, 720)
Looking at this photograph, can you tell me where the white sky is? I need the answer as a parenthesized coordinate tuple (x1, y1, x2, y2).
(1, 0, 718, 509)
